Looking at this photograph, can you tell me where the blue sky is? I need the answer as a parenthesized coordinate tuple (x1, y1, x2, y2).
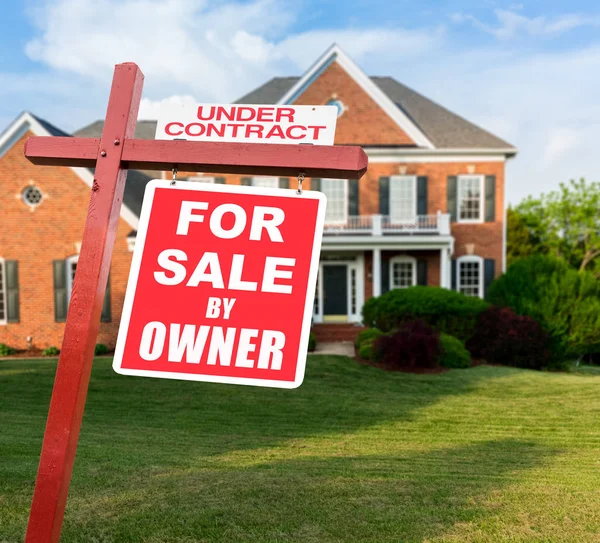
(1, 0, 599, 203)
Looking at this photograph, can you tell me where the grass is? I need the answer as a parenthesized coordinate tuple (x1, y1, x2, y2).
(2, 357, 600, 542)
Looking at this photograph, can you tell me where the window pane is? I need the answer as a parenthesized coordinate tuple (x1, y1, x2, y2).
(0, 261, 5, 321)
(392, 261, 415, 289)
(322, 179, 347, 223)
(459, 176, 482, 221)
(252, 177, 278, 188)
(390, 176, 416, 222)
(459, 260, 481, 297)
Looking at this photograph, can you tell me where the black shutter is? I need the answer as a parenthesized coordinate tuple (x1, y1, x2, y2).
(53, 260, 68, 323)
(417, 176, 428, 215)
(348, 179, 359, 216)
(101, 274, 111, 323)
(5, 261, 19, 323)
(381, 254, 390, 295)
(451, 259, 457, 291)
(379, 177, 390, 215)
(279, 177, 290, 189)
(484, 259, 495, 298)
(215, 177, 225, 184)
(241, 177, 252, 186)
(485, 175, 496, 222)
(311, 178, 321, 192)
(417, 260, 428, 286)
(447, 176, 457, 222)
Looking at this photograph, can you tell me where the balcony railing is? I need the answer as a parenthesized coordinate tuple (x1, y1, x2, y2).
(323, 212, 451, 236)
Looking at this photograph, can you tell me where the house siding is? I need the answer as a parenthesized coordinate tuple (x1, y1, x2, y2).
(0, 132, 133, 350)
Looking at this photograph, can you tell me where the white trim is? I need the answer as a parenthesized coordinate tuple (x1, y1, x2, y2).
(0, 258, 6, 325)
(322, 235, 454, 251)
(368, 153, 508, 164)
(456, 255, 484, 298)
(389, 256, 417, 290)
(457, 174, 485, 224)
(0, 112, 139, 230)
(367, 147, 517, 157)
(113, 180, 327, 389)
(186, 176, 215, 183)
(278, 44, 435, 149)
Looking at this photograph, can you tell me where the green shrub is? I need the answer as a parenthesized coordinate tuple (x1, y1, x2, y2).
(358, 340, 376, 361)
(94, 344, 110, 356)
(355, 328, 384, 348)
(487, 256, 600, 357)
(308, 332, 317, 352)
(42, 346, 60, 356)
(439, 334, 471, 369)
(0, 343, 16, 357)
(362, 286, 488, 341)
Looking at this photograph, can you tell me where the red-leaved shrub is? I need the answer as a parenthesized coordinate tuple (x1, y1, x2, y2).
(466, 307, 554, 370)
(375, 319, 441, 370)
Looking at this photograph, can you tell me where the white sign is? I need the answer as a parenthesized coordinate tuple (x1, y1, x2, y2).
(155, 104, 338, 146)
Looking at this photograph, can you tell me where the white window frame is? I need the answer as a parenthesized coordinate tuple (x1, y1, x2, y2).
(252, 176, 279, 188)
(457, 174, 485, 224)
(187, 176, 215, 183)
(66, 254, 79, 301)
(0, 258, 6, 325)
(456, 255, 484, 298)
(389, 256, 417, 290)
(321, 178, 348, 224)
(389, 175, 417, 223)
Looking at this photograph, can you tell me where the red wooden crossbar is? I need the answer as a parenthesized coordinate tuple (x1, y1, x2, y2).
(23, 61, 367, 543)
(25, 136, 368, 178)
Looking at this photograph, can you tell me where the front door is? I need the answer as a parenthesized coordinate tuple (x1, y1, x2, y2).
(323, 265, 348, 321)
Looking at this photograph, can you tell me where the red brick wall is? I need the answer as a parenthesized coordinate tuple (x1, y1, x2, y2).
(293, 62, 415, 146)
(0, 132, 133, 350)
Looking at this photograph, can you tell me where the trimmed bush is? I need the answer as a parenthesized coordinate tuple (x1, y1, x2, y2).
(308, 332, 317, 352)
(467, 306, 557, 371)
(439, 334, 471, 369)
(375, 319, 441, 370)
(0, 343, 16, 357)
(94, 344, 109, 356)
(358, 340, 376, 361)
(42, 346, 60, 356)
(487, 255, 600, 357)
(355, 328, 384, 348)
(362, 286, 488, 341)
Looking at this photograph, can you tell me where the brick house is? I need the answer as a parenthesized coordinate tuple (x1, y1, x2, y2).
(0, 44, 516, 349)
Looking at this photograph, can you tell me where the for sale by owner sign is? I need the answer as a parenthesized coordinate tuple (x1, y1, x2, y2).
(113, 180, 326, 388)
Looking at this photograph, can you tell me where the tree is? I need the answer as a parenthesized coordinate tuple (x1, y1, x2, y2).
(514, 179, 600, 274)
(506, 206, 547, 266)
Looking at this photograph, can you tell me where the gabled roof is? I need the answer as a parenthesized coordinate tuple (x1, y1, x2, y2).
(235, 45, 515, 153)
(0, 111, 150, 228)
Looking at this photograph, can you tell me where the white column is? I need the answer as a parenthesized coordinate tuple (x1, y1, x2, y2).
(440, 247, 449, 289)
(373, 248, 381, 297)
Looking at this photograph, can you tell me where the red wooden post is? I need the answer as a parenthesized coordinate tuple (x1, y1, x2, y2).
(25, 63, 144, 543)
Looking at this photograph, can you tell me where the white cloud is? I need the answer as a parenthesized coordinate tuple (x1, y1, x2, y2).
(452, 9, 600, 40)
(8, 0, 600, 203)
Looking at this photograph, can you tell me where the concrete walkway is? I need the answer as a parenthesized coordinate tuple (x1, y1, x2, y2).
(313, 341, 355, 357)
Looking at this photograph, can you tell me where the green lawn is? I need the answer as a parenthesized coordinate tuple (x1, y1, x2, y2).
(2, 357, 600, 542)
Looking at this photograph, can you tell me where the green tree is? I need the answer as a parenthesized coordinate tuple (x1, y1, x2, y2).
(506, 206, 547, 266)
(514, 179, 600, 274)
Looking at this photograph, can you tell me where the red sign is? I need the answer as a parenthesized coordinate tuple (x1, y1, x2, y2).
(113, 180, 326, 388)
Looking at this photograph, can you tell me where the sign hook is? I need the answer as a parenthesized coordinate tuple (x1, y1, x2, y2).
(297, 173, 305, 195)
(171, 167, 178, 186)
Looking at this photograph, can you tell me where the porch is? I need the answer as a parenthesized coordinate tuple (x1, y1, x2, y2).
(323, 212, 451, 236)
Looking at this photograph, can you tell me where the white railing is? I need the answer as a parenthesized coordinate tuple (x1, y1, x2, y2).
(323, 212, 451, 236)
